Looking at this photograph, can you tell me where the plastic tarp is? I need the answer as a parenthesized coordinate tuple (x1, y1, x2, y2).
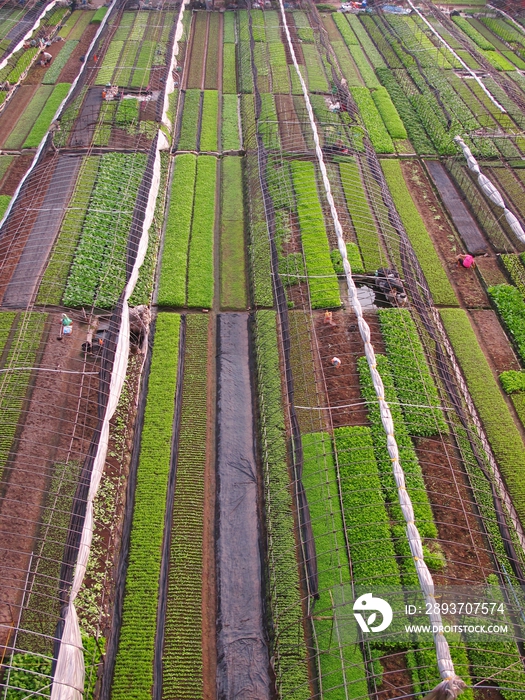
(216, 314, 270, 699)
(162, 0, 191, 132)
(50, 133, 164, 700)
(0, 0, 58, 72)
(455, 135, 525, 244)
(278, 2, 465, 695)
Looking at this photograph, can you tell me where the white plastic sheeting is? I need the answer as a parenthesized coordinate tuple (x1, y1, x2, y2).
(406, 0, 506, 114)
(454, 135, 525, 244)
(276, 4, 465, 696)
(50, 134, 167, 700)
(162, 0, 191, 132)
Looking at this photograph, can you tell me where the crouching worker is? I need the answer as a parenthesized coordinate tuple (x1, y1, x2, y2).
(456, 253, 476, 269)
(39, 51, 52, 66)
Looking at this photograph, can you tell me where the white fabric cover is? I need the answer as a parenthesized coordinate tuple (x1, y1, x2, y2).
(162, 0, 191, 131)
(455, 135, 525, 243)
(0, 0, 58, 73)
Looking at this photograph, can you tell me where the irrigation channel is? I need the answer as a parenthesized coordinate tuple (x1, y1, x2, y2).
(2, 0, 525, 699)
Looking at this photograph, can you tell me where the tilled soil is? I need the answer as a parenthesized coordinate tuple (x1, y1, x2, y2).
(375, 652, 414, 700)
(57, 25, 99, 83)
(0, 154, 35, 196)
(0, 313, 99, 651)
(400, 160, 489, 309)
(469, 309, 520, 374)
(314, 308, 384, 428)
(415, 436, 494, 585)
(275, 94, 306, 152)
(0, 84, 39, 148)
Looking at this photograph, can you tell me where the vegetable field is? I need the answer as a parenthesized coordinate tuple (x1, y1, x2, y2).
(3, 3, 525, 700)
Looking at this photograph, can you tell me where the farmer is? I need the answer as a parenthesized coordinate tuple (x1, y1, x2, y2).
(331, 356, 342, 368)
(40, 51, 52, 66)
(456, 253, 476, 269)
(324, 311, 336, 327)
(59, 314, 73, 340)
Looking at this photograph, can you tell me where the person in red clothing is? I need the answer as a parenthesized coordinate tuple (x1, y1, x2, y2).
(456, 253, 476, 269)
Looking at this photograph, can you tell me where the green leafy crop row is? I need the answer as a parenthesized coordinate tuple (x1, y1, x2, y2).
(302, 43, 330, 93)
(2, 86, 53, 150)
(253, 311, 309, 698)
(158, 154, 196, 307)
(440, 308, 525, 529)
(162, 314, 209, 700)
(452, 16, 495, 51)
(347, 14, 386, 69)
(501, 254, 525, 298)
(371, 86, 407, 140)
(302, 432, 369, 700)
(43, 41, 78, 84)
(199, 90, 218, 152)
(351, 87, 393, 153)
(348, 45, 379, 88)
(499, 370, 525, 394)
(112, 313, 180, 700)
(381, 159, 458, 306)
(222, 43, 237, 94)
(290, 160, 341, 308)
(488, 284, 525, 363)
(339, 160, 385, 271)
(358, 353, 438, 585)
(63, 152, 147, 308)
(38, 156, 100, 306)
(220, 157, 246, 309)
(378, 308, 447, 436)
(96, 40, 123, 85)
(221, 94, 241, 151)
(177, 89, 200, 151)
(23, 83, 71, 148)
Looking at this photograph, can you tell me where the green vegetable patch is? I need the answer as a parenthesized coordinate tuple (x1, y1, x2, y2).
(220, 157, 246, 309)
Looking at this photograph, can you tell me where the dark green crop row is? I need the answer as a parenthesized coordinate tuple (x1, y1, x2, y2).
(204, 13, 220, 89)
(452, 16, 495, 51)
(381, 159, 458, 306)
(253, 311, 310, 699)
(177, 89, 201, 151)
(220, 157, 247, 309)
(350, 87, 393, 153)
(347, 14, 386, 69)
(199, 90, 219, 152)
(371, 87, 407, 140)
(162, 314, 209, 700)
(501, 254, 525, 298)
(348, 45, 379, 88)
(63, 152, 147, 309)
(221, 95, 241, 151)
(223, 11, 236, 42)
(440, 308, 525, 529)
(302, 44, 329, 93)
(222, 43, 237, 94)
(112, 313, 180, 700)
(339, 160, 385, 272)
(500, 370, 525, 394)
(23, 83, 71, 148)
(290, 160, 341, 308)
(158, 154, 196, 307)
(269, 42, 291, 93)
(378, 308, 447, 437)
(488, 285, 525, 362)
(38, 156, 100, 306)
(259, 92, 280, 150)
(187, 156, 217, 308)
(358, 354, 438, 586)
(376, 68, 433, 153)
(302, 432, 369, 699)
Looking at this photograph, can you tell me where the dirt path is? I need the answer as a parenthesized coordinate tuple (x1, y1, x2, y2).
(400, 159, 489, 309)
(0, 84, 39, 148)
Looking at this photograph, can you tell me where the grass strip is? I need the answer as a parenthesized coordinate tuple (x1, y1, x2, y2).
(199, 90, 218, 152)
(253, 311, 309, 698)
(378, 308, 447, 436)
(23, 83, 71, 148)
(187, 156, 217, 308)
(177, 89, 200, 151)
(302, 432, 369, 699)
(0, 195, 10, 220)
(221, 94, 240, 150)
(351, 86, 393, 153)
(111, 313, 180, 700)
(158, 154, 197, 308)
(440, 308, 525, 529)
(381, 159, 458, 306)
(220, 157, 246, 309)
(3, 86, 53, 149)
(162, 314, 208, 700)
(37, 156, 100, 306)
(339, 160, 385, 271)
(290, 160, 341, 308)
